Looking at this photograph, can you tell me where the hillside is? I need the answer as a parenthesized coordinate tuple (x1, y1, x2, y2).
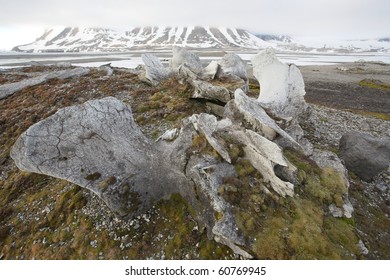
(12, 26, 390, 53)
(13, 26, 274, 52)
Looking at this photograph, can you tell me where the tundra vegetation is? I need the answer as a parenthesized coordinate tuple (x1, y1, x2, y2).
(0, 54, 389, 259)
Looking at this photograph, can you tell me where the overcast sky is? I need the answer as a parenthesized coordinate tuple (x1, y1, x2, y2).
(0, 0, 389, 50)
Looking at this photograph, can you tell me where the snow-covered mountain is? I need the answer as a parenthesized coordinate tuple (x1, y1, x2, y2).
(322, 38, 390, 53)
(12, 27, 390, 53)
(255, 34, 293, 43)
(13, 26, 276, 52)
(291, 37, 390, 53)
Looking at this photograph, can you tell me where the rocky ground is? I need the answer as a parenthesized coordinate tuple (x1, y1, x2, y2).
(301, 62, 390, 116)
(301, 105, 390, 259)
(300, 62, 390, 259)
(0, 60, 389, 259)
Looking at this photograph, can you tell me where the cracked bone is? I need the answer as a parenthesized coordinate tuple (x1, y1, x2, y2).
(190, 80, 232, 104)
(11, 97, 186, 218)
(225, 89, 301, 150)
(189, 113, 295, 197)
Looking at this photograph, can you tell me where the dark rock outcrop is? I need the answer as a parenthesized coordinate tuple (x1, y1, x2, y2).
(339, 131, 390, 181)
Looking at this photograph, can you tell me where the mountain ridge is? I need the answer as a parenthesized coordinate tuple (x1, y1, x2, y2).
(13, 26, 276, 52)
(12, 26, 390, 53)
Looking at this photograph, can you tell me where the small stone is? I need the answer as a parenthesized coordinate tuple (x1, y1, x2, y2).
(328, 204, 343, 217)
(358, 240, 369, 255)
(90, 240, 98, 248)
(156, 128, 179, 142)
(375, 183, 387, 193)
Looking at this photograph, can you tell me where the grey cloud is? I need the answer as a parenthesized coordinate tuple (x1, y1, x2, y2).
(0, 0, 388, 38)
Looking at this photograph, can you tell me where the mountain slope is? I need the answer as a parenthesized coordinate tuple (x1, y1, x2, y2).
(13, 27, 390, 53)
(13, 26, 275, 52)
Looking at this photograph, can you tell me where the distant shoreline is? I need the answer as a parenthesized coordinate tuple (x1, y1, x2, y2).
(1, 50, 390, 68)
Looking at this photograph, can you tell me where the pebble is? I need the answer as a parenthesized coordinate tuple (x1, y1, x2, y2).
(303, 104, 390, 147)
(90, 240, 98, 248)
(358, 240, 369, 255)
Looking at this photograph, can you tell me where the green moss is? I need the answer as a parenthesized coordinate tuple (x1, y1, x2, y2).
(236, 212, 257, 234)
(47, 186, 87, 228)
(191, 133, 207, 150)
(150, 92, 165, 101)
(348, 110, 390, 121)
(165, 112, 181, 122)
(327, 146, 340, 155)
(234, 158, 256, 178)
(244, 148, 359, 259)
(132, 77, 205, 127)
(84, 172, 101, 181)
(150, 130, 160, 140)
(359, 79, 390, 91)
(99, 176, 117, 191)
(157, 193, 233, 259)
(284, 148, 347, 207)
(227, 144, 244, 164)
(284, 148, 320, 177)
(190, 133, 221, 160)
(323, 217, 360, 258)
(198, 237, 230, 259)
(287, 199, 329, 259)
(253, 215, 289, 259)
(0, 226, 11, 242)
(135, 115, 146, 124)
(214, 211, 224, 221)
(252, 197, 359, 259)
(136, 105, 151, 113)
